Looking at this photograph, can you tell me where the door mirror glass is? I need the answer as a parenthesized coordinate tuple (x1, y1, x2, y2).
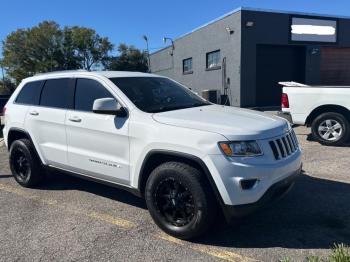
(92, 98, 127, 117)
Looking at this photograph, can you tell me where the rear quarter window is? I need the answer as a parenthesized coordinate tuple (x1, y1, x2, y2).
(15, 81, 43, 105)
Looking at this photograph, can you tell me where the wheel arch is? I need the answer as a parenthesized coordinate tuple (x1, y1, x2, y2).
(138, 150, 224, 206)
(7, 127, 44, 164)
(306, 104, 350, 126)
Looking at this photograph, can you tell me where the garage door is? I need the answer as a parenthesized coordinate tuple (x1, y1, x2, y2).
(321, 47, 350, 85)
(256, 45, 306, 107)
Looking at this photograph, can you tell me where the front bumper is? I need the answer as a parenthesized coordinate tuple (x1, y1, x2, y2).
(205, 144, 302, 206)
(222, 166, 301, 221)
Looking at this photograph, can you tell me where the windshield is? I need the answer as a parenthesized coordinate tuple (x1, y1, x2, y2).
(109, 77, 210, 113)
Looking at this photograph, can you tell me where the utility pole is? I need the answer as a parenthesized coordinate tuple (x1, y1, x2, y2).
(142, 35, 151, 72)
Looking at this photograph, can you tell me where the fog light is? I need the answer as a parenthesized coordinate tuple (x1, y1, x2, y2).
(240, 179, 259, 190)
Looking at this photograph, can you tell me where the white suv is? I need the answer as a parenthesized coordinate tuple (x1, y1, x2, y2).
(3, 71, 302, 239)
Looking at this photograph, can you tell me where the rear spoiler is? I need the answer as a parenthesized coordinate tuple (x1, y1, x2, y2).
(278, 81, 308, 87)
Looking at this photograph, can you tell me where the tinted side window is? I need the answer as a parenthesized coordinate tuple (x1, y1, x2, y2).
(40, 78, 73, 109)
(75, 78, 113, 112)
(16, 81, 43, 105)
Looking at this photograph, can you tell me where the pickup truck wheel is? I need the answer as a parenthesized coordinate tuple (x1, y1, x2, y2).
(311, 112, 350, 146)
(9, 139, 45, 187)
(145, 162, 216, 240)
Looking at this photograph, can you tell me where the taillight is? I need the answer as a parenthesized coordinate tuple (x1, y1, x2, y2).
(281, 93, 289, 108)
(1, 106, 6, 116)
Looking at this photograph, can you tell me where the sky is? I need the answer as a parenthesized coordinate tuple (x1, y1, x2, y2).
(1, 0, 350, 57)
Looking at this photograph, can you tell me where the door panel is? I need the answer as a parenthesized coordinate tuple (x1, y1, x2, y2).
(25, 106, 68, 166)
(65, 111, 130, 184)
(65, 78, 130, 184)
(24, 78, 73, 167)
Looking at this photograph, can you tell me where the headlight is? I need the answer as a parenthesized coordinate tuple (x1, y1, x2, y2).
(219, 141, 262, 157)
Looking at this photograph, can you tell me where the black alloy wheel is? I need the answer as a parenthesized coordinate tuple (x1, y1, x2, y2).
(155, 177, 196, 227)
(9, 139, 45, 187)
(145, 162, 216, 239)
(12, 148, 31, 182)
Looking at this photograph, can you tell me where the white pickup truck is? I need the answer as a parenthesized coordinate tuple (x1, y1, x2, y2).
(280, 82, 350, 146)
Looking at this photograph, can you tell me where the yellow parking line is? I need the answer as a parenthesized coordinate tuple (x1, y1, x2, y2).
(0, 183, 135, 229)
(88, 211, 136, 229)
(157, 232, 256, 262)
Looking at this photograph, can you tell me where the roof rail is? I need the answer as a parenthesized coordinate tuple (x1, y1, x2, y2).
(35, 69, 88, 76)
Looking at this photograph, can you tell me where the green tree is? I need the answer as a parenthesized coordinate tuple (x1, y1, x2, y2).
(0, 77, 16, 94)
(61, 27, 80, 70)
(1, 21, 64, 84)
(2, 29, 31, 84)
(69, 26, 113, 70)
(1, 21, 113, 84)
(104, 44, 148, 72)
(26, 21, 64, 73)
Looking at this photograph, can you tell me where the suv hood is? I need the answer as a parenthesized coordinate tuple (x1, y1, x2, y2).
(152, 105, 289, 140)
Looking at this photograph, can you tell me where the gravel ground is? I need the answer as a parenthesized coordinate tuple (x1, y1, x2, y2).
(0, 126, 349, 262)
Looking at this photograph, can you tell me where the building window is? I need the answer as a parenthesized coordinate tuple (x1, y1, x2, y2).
(206, 50, 221, 70)
(183, 57, 193, 74)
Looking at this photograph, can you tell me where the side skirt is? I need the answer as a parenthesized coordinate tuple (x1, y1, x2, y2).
(45, 165, 142, 197)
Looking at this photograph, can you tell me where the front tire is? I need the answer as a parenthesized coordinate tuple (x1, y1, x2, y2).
(311, 112, 350, 146)
(9, 139, 45, 187)
(145, 162, 216, 240)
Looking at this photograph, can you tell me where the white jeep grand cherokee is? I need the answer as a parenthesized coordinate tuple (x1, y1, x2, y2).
(3, 71, 302, 239)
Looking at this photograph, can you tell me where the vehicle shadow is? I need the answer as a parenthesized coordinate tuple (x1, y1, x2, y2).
(195, 173, 350, 249)
(0, 174, 13, 179)
(38, 171, 147, 209)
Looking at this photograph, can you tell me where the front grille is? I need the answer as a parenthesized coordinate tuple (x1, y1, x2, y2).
(269, 130, 298, 160)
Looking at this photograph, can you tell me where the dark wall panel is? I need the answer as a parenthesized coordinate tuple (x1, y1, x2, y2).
(256, 45, 306, 107)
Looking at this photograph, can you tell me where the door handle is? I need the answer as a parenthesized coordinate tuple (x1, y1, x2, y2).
(68, 116, 82, 123)
(29, 111, 39, 116)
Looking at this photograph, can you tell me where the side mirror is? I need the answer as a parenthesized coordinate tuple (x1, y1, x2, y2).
(92, 98, 127, 117)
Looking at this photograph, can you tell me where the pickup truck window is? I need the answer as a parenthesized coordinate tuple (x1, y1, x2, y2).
(109, 77, 209, 113)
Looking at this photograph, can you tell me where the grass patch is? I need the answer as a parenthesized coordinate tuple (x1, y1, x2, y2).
(328, 244, 350, 262)
(279, 244, 350, 262)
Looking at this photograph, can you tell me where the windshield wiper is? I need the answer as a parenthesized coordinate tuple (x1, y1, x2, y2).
(151, 105, 189, 113)
(191, 102, 210, 107)
(151, 102, 210, 113)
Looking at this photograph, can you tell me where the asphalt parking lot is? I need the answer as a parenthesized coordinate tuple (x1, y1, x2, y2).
(0, 126, 349, 262)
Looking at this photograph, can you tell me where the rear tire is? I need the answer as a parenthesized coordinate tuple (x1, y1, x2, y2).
(145, 162, 217, 240)
(311, 112, 350, 146)
(9, 139, 45, 187)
